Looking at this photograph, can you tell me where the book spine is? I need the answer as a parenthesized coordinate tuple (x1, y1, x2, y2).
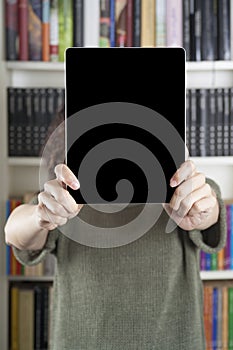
(225, 204, 231, 269)
(217, 248, 224, 270)
(18, 0, 29, 60)
(217, 287, 223, 350)
(198, 88, 207, 157)
(186, 89, 190, 155)
(99, 0, 110, 47)
(189, 0, 195, 60)
(230, 88, 233, 155)
(201, 0, 215, 60)
(5, 0, 18, 60)
(182, 0, 190, 59)
(229, 287, 233, 349)
(115, 0, 127, 47)
(212, 287, 218, 349)
(42, 287, 49, 348)
(204, 286, 213, 349)
(217, 0, 231, 60)
(208, 88, 216, 157)
(141, 0, 155, 47)
(200, 251, 206, 270)
(50, 0, 59, 61)
(190, 88, 198, 156)
(8, 87, 16, 156)
(216, 88, 224, 157)
(166, 0, 182, 47)
(34, 286, 42, 350)
(211, 253, 218, 271)
(58, 0, 73, 61)
(109, 0, 115, 47)
(126, 0, 133, 47)
(222, 286, 228, 350)
(194, 0, 201, 61)
(205, 253, 212, 271)
(42, 0, 50, 61)
(25, 88, 33, 156)
(11, 287, 19, 350)
(133, 0, 141, 46)
(73, 0, 84, 47)
(223, 88, 230, 156)
(231, 204, 233, 269)
(6, 199, 11, 275)
(156, 0, 166, 47)
(28, 0, 42, 61)
(84, 0, 99, 47)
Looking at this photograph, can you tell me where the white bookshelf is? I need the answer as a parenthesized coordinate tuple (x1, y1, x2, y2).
(200, 271, 233, 281)
(8, 275, 54, 282)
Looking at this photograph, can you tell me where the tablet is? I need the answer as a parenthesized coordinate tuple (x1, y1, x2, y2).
(65, 47, 186, 204)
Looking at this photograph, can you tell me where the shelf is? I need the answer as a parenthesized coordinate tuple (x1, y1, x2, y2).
(8, 157, 41, 166)
(8, 275, 54, 282)
(187, 61, 233, 71)
(6, 61, 64, 71)
(200, 270, 233, 280)
(190, 156, 233, 166)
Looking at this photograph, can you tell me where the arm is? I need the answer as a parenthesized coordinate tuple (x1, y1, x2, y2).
(4, 164, 83, 251)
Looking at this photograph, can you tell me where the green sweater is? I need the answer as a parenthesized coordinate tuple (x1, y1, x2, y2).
(13, 179, 226, 350)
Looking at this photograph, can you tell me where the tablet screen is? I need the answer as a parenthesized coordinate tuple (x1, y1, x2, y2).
(65, 47, 185, 204)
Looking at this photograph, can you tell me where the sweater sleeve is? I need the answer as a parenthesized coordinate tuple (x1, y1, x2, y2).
(188, 178, 227, 253)
(11, 193, 59, 266)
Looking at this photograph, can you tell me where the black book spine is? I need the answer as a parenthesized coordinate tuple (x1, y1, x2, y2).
(25, 88, 33, 156)
(15, 88, 26, 156)
(41, 286, 49, 349)
(217, 0, 231, 60)
(190, 88, 198, 156)
(133, 0, 141, 47)
(186, 89, 191, 154)
(183, 0, 190, 61)
(223, 88, 230, 156)
(208, 88, 216, 157)
(201, 0, 214, 60)
(5, 0, 18, 60)
(216, 88, 224, 156)
(8, 88, 16, 156)
(230, 88, 233, 155)
(73, 0, 84, 47)
(194, 0, 201, 61)
(198, 89, 208, 157)
(189, 0, 195, 61)
(32, 88, 41, 156)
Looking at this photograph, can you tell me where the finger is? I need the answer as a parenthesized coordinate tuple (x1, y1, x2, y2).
(170, 173, 207, 211)
(175, 183, 212, 218)
(43, 180, 79, 214)
(170, 160, 196, 187)
(38, 204, 68, 227)
(38, 191, 70, 218)
(54, 164, 80, 190)
(188, 196, 217, 217)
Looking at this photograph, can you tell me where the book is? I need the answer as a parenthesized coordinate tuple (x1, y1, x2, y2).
(217, 0, 231, 60)
(225, 204, 231, 269)
(11, 287, 19, 350)
(231, 204, 233, 270)
(115, 0, 127, 47)
(84, 0, 99, 47)
(197, 88, 207, 156)
(201, 0, 215, 60)
(42, 0, 50, 61)
(230, 88, 233, 156)
(50, 0, 59, 61)
(204, 285, 213, 349)
(189, 89, 198, 156)
(34, 286, 43, 350)
(223, 88, 230, 156)
(222, 286, 228, 350)
(109, 0, 115, 47)
(212, 287, 218, 349)
(194, 0, 201, 61)
(182, 0, 190, 59)
(229, 287, 233, 349)
(208, 88, 216, 157)
(216, 88, 224, 156)
(133, 0, 141, 47)
(19, 289, 34, 350)
(217, 287, 223, 349)
(28, 0, 42, 61)
(18, 0, 29, 60)
(73, 0, 84, 47)
(58, 0, 73, 61)
(126, 0, 133, 47)
(99, 0, 110, 47)
(141, 0, 155, 47)
(166, 0, 182, 47)
(5, 0, 18, 60)
(156, 0, 166, 47)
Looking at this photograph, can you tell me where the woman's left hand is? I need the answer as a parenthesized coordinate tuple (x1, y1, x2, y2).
(163, 160, 219, 231)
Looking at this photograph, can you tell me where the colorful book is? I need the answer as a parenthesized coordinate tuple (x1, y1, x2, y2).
(28, 0, 42, 60)
(58, 0, 73, 61)
(42, 0, 50, 61)
(50, 0, 59, 61)
(141, 0, 155, 47)
(229, 287, 233, 349)
(5, 0, 18, 60)
(11, 287, 19, 350)
(166, 0, 182, 47)
(18, 0, 29, 60)
(99, 0, 110, 47)
(126, 0, 133, 47)
(109, 0, 115, 47)
(212, 287, 218, 349)
(222, 286, 228, 350)
(115, 0, 127, 47)
(133, 0, 141, 47)
(156, 0, 166, 47)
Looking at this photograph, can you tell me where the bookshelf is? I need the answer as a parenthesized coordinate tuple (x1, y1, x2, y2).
(1, 1, 233, 350)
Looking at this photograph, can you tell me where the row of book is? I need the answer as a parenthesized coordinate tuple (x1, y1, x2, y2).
(7, 87, 64, 157)
(203, 284, 233, 350)
(186, 88, 233, 157)
(5, 0, 84, 61)
(6, 195, 56, 276)
(200, 203, 233, 271)
(6, 0, 233, 62)
(10, 284, 53, 350)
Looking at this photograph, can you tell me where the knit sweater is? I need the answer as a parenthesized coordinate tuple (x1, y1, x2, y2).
(13, 179, 226, 350)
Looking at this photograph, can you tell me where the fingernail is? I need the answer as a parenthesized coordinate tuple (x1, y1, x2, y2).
(71, 181, 80, 190)
(170, 180, 177, 187)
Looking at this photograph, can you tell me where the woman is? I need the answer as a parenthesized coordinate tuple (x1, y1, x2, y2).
(4, 107, 226, 350)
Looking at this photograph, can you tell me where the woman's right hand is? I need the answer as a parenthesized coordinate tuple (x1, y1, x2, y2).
(36, 164, 83, 231)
